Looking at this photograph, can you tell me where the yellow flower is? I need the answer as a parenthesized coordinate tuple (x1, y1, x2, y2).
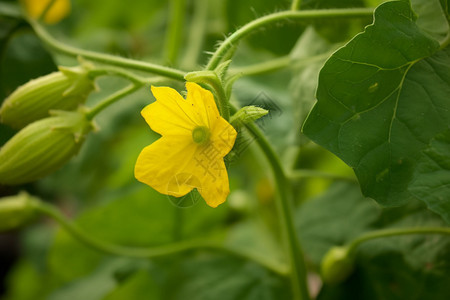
(135, 82, 237, 208)
(23, 0, 71, 24)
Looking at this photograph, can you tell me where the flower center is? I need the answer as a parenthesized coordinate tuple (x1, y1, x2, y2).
(192, 126, 210, 145)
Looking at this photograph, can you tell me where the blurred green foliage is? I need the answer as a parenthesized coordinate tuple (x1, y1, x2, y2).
(0, 0, 449, 299)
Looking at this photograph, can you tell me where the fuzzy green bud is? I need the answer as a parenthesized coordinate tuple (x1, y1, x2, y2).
(230, 106, 269, 126)
(0, 192, 37, 231)
(0, 65, 96, 129)
(320, 246, 354, 285)
(0, 110, 93, 185)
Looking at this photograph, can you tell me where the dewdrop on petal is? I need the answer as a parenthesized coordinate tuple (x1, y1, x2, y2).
(0, 110, 94, 185)
(0, 192, 38, 232)
(0, 65, 96, 129)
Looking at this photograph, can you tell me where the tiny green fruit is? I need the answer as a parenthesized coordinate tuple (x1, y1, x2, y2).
(321, 246, 354, 284)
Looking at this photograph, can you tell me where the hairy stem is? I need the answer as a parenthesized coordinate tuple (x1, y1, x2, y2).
(29, 20, 186, 81)
(86, 84, 141, 120)
(347, 227, 450, 255)
(87, 67, 151, 85)
(232, 105, 310, 300)
(206, 8, 373, 70)
(33, 200, 288, 276)
(291, 0, 302, 11)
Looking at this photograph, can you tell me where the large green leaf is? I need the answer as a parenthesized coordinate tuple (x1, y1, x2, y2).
(303, 1, 449, 208)
(409, 130, 450, 224)
(297, 182, 450, 300)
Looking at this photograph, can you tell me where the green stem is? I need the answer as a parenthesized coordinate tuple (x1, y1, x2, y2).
(208, 79, 230, 121)
(291, 0, 302, 11)
(164, 0, 186, 64)
(87, 67, 150, 85)
(289, 169, 357, 183)
(206, 8, 374, 70)
(29, 20, 186, 81)
(32, 200, 287, 276)
(231, 105, 310, 299)
(347, 227, 450, 255)
(86, 84, 141, 120)
(181, 0, 209, 69)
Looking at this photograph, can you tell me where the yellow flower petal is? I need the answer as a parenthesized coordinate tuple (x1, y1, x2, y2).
(135, 82, 237, 207)
(185, 82, 220, 128)
(143, 86, 201, 136)
(192, 145, 231, 207)
(135, 135, 198, 197)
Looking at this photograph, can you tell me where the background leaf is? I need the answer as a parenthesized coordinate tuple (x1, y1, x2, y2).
(162, 253, 291, 300)
(303, 1, 449, 210)
(409, 129, 450, 224)
(297, 182, 450, 300)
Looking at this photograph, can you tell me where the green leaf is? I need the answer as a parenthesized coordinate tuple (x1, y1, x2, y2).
(0, 29, 56, 100)
(46, 187, 175, 283)
(289, 26, 335, 145)
(317, 207, 450, 300)
(103, 269, 161, 300)
(163, 253, 291, 300)
(297, 181, 450, 299)
(296, 182, 381, 265)
(302, 0, 371, 43)
(409, 130, 450, 224)
(47, 258, 150, 300)
(224, 0, 300, 55)
(303, 1, 448, 207)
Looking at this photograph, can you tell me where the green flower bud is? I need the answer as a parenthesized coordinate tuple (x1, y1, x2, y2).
(0, 65, 96, 129)
(0, 192, 38, 231)
(230, 106, 269, 126)
(320, 246, 354, 285)
(0, 110, 93, 185)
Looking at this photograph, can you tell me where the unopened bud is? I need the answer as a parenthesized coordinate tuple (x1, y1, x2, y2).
(0, 192, 37, 231)
(1, 65, 96, 129)
(0, 110, 93, 185)
(321, 246, 354, 284)
(230, 106, 268, 126)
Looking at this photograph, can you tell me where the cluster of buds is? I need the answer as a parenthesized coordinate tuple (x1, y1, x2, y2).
(0, 65, 96, 185)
